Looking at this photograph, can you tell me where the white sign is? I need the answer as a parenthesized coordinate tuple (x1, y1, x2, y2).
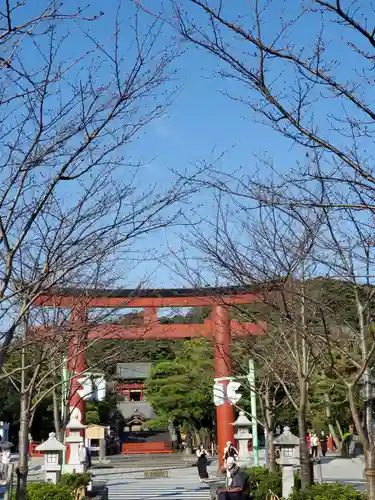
(77, 373, 107, 401)
(227, 381, 242, 404)
(213, 381, 225, 406)
(94, 377, 107, 402)
(77, 377, 93, 400)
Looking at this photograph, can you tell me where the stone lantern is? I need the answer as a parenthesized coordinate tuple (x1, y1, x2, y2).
(232, 411, 252, 466)
(64, 416, 86, 473)
(274, 426, 300, 499)
(35, 432, 66, 484)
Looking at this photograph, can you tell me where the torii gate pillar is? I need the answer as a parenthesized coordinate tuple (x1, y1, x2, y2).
(67, 304, 87, 428)
(212, 305, 235, 467)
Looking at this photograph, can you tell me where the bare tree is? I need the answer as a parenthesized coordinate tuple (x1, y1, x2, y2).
(176, 186, 375, 492)
(0, 0, 191, 381)
(168, 0, 375, 209)
(7, 295, 174, 498)
(0, 2, 194, 498)
(233, 337, 295, 472)
(169, 197, 321, 485)
(151, 0, 375, 493)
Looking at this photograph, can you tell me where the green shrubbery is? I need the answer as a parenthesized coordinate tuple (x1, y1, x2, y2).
(13, 473, 92, 499)
(13, 483, 74, 500)
(60, 472, 91, 490)
(248, 466, 282, 500)
(248, 468, 366, 499)
(289, 482, 368, 499)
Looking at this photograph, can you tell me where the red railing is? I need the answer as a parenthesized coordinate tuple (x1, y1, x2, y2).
(121, 442, 173, 454)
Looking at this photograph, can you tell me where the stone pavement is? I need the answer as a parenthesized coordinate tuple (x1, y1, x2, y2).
(23, 454, 213, 499)
(99, 465, 214, 499)
(317, 455, 366, 492)
(11, 451, 371, 497)
(91, 454, 369, 499)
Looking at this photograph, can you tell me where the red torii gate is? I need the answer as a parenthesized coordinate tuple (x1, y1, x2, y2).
(33, 286, 265, 464)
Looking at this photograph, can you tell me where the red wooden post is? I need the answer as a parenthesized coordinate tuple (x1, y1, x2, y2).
(67, 303, 87, 426)
(212, 305, 235, 468)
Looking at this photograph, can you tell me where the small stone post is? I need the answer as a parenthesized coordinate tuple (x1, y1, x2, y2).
(64, 417, 86, 473)
(99, 439, 106, 462)
(274, 426, 300, 499)
(232, 411, 252, 466)
(35, 432, 66, 484)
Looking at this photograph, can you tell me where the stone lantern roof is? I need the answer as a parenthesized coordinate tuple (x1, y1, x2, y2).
(36, 432, 66, 452)
(66, 417, 86, 430)
(274, 426, 299, 446)
(232, 411, 251, 428)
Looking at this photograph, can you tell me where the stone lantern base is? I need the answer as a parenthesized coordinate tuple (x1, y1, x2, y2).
(42, 464, 62, 485)
(63, 463, 86, 474)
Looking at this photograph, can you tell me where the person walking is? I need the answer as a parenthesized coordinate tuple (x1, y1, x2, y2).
(223, 441, 238, 470)
(78, 442, 92, 471)
(196, 444, 209, 482)
(320, 431, 328, 457)
(1, 447, 10, 480)
(310, 432, 319, 458)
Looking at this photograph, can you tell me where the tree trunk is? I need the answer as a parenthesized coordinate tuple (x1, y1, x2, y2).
(298, 407, 311, 488)
(328, 423, 341, 451)
(266, 427, 276, 472)
(263, 389, 276, 472)
(16, 391, 29, 500)
(336, 420, 344, 440)
(185, 429, 193, 455)
(16, 315, 29, 500)
(52, 386, 62, 441)
(324, 394, 341, 450)
(199, 428, 210, 449)
(364, 380, 375, 500)
(193, 430, 201, 448)
(347, 383, 374, 496)
(365, 448, 375, 500)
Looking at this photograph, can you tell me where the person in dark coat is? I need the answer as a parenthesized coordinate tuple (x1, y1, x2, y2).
(320, 431, 328, 457)
(196, 444, 209, 482)
(218, 457, 250, 500)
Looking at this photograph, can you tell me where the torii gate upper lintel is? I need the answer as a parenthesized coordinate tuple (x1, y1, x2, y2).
(33, 286, 266, 463)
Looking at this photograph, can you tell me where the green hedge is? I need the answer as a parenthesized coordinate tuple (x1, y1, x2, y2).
(289, 483, 368, 499)
(60, 472, 91, 490)
(248, 466, 282, 500)
(247, 469, 366, 500)
(12, 473, 92, 499)
(14, 483, 74, 500)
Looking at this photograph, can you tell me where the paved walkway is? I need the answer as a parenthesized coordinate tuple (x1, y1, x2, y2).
(101, 466, 213, 499)
(95, 454, 369, 498)
(16, 451, 371, 497)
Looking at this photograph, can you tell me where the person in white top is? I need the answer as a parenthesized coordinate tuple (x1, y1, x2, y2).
(196, 444, 209, 482)
(310, 432, 319, 458)
(223, 441, 238, 470)
(1, 448, 10, 480)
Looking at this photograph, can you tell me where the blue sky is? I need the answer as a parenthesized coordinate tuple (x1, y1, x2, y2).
(15, 0, 369, 290)
(107, 0, 302, 288)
